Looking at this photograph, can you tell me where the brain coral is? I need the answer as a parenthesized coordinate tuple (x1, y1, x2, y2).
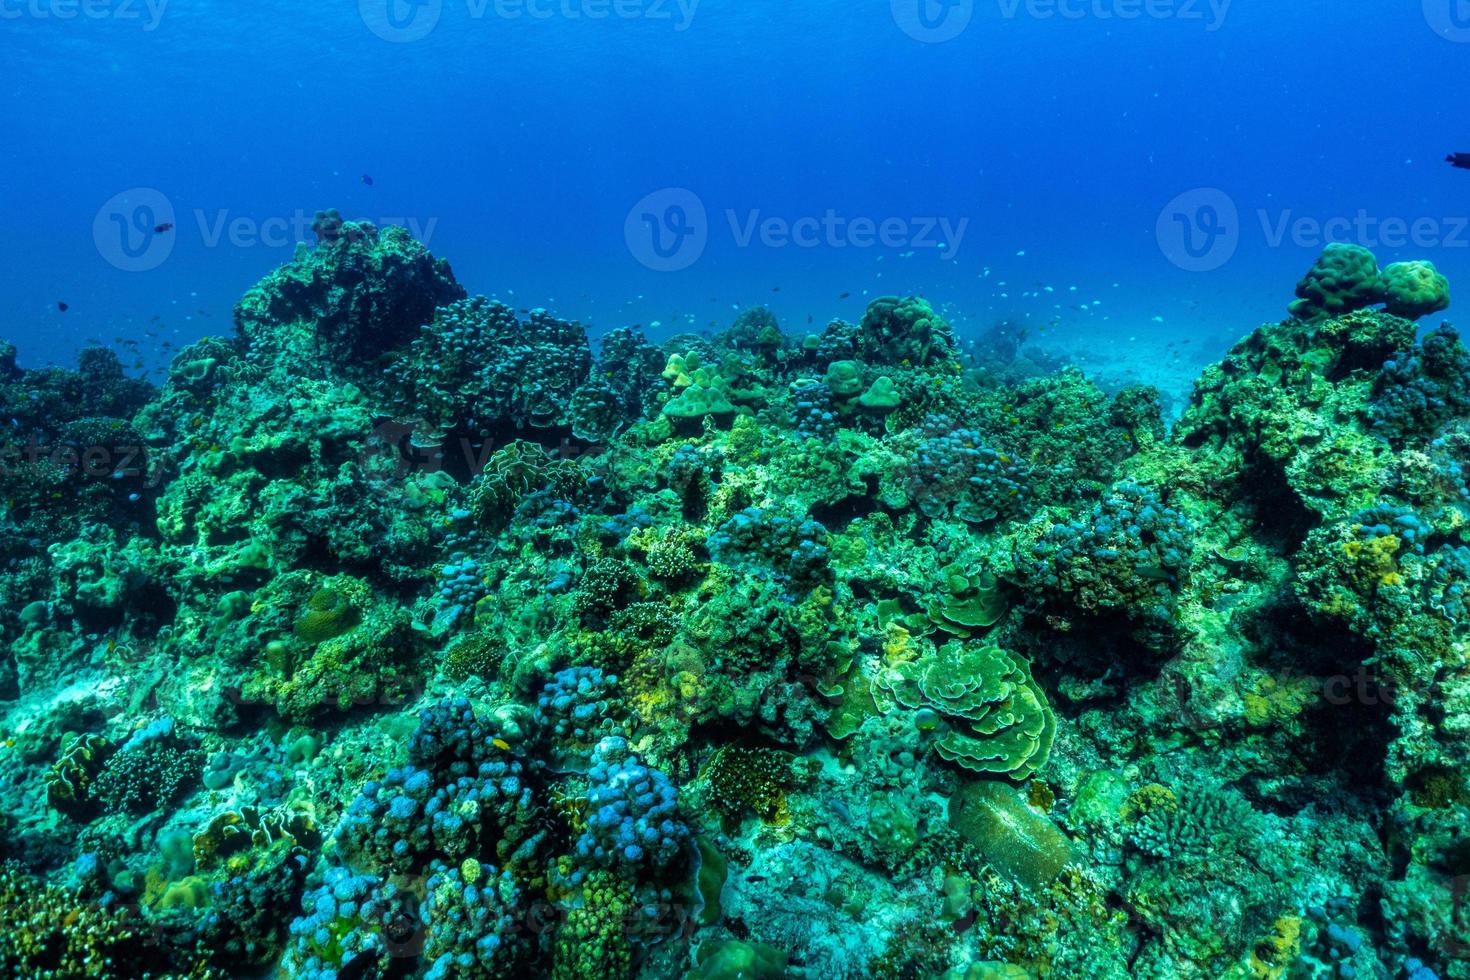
(1289, 243, 1385, 321)
(1381, 260, 1450, 320)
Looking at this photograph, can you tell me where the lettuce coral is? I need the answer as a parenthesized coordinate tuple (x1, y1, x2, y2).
(876, 639, 1055, 780)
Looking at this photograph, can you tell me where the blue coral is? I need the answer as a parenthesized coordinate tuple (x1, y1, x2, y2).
(1425, 544, 1470, 623)
(536, 667, 623, 747)
(904, 415, 1031, 524)
(791, 380, 839, 440)
(1019, 481, 1193, 619)
(408, 697, 500, 774)
(575, 736, 689, 874)
(1370, 326, 1470, 442)
(1351, 504, 1432, 555)
(708, 507, 832, 593)
(283, 866, 415, 980)
(335, 758, 533, 874)
(422, 860, 525, 980)
(435, 554, 491, 628)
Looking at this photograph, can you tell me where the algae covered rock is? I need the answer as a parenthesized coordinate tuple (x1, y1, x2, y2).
(235, 220, 465, 376)
(947, 779, 1078, 890)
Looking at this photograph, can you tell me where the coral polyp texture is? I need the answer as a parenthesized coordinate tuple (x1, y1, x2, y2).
(2, 232, 1468, 980)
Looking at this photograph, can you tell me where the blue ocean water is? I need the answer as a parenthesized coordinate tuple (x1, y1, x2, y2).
(5, 0, 1468, 397)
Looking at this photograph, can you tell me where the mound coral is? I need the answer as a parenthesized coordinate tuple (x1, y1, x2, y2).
(1289, 243, 1385, 321)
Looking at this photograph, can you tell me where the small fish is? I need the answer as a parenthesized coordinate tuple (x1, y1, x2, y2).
(1448, 153, 1470, 171)
(772, 286, 781, 293)
(838, 292, 851, 300)
(745, 874, 768, 883)
(491, 737, 512, 751)
(154, 222, 174, 233)
(57, 301, 69, 312)
(361, 173, 375, 186)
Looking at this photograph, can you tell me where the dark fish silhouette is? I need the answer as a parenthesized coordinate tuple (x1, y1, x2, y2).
(57, 301, 69, 312)
(362, 174, 375, 186)
(838, 292, 851, 299)
(1448, 153, 1470, 170)
(154, 222, 174, 233)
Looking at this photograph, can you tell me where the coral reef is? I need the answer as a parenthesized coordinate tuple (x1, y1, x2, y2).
(2, 233, 1468, 979)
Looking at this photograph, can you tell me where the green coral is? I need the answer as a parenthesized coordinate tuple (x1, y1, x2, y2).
(1380, 259, 1450, 320)
(663, 383, 737, 428)
(0, 864, 196, 978)
(927, 565, 1009, 635)
(550, 871, 634, 980)
(293, 584, 362, 643)
(688, 940, 788, 980)
(876, 640, 1055, 780)
(857, 375, 901, 412)
(703, 745, 796, 825)
(1289, 243, 1386, 321)
(243, 576, 425, 720)
(44, 732, 113, 816)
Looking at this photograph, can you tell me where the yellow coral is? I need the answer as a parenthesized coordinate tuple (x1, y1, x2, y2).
(1122, 783, 1178, 823)
(1248, 915, 1302, 979)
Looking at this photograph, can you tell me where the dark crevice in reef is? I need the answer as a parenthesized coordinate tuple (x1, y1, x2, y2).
(1239, 453, 1320, 549)
(807, 485, 880, 528)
